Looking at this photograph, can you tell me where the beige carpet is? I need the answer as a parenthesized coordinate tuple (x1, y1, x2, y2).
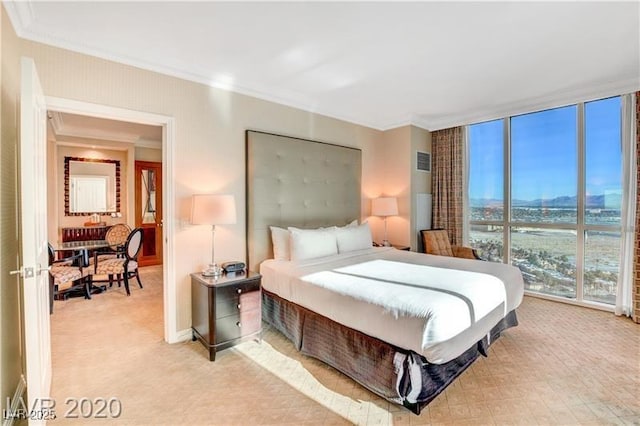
(49, 265, 640, 425)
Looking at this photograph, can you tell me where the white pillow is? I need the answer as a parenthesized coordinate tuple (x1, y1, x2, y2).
(288, 227, 338, 261)
(269, 226, 290, 260)
(335, 222, 373, 253)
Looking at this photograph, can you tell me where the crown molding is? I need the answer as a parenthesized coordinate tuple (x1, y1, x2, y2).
(3, 1, 35, 38)
(7, 2, 639, 134)
(55, 140, 129, 152)
(7, 11, 386, 132)
(419, 75, 640, 131)
(135, 139, 162, 150)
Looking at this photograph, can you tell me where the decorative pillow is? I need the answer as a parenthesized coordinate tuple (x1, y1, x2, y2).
(335, 222, 373, 253)
(288, 227, 338, 261)
(269, 226, 290, 260)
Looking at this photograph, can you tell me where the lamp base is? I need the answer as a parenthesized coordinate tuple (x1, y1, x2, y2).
(202, 263, 223, 277)
(382, 240, 391, 247)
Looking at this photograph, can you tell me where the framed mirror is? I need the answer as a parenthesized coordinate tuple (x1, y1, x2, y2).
(64, 156, 120, 216)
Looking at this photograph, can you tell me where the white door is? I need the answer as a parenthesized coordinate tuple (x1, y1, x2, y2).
(19, 57, 51, 424)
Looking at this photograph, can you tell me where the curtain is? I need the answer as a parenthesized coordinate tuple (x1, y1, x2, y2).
(634, 92, 640, 324)
(616, 93, 638, 317)
(431, 126, 464, 245)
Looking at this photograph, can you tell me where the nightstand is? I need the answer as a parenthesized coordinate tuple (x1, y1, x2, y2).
(191, 271, 262, 361)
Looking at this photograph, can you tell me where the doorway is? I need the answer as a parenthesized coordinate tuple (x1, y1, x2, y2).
(45, 96, 178, 343)
(135, 160, 163, 266)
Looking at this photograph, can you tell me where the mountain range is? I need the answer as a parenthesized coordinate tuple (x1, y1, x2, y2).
(471, 194, 622, 209)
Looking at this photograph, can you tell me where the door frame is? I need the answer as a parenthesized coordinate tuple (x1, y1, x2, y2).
(135, 160, 163, 267)
(45, 97, 179, 343)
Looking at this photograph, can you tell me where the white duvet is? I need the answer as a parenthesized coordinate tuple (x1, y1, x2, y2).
(260, 247, 524, 364)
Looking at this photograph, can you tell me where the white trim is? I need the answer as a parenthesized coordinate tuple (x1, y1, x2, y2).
(162, 118, 180, 343)
(524, 291, 615, 314)
(2, 1, 34, 34)
(175, 328, 194, 343)
(8, 1, 637, 133)
(1, 375, 27, 426)
(45, 96, 178, 343)
(423, 76, 640, 131)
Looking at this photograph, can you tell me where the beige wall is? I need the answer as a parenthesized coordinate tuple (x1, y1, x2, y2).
(366, 125, 431, 251)
(372, 126, 412, 246)
(135, 147, 162, 163)
(410, 126, 431, 250)
(1, 4, 25, 412)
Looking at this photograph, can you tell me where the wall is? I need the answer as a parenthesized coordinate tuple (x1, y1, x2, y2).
(3, 12, 386, 337)
(367, 125, 431, 250)
(373, 126, 411, 246)
(410, 126, 431, 250)
(0, 3, 26, 413)
(135, 147, 162, 163)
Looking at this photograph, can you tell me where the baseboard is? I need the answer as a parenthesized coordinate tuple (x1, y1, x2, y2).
(174, 328, 193, 343)
(2, 375, 26, 426)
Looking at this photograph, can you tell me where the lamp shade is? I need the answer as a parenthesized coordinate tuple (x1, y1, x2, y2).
(371, 197, 398, 217)
(191, 194, 237, 225)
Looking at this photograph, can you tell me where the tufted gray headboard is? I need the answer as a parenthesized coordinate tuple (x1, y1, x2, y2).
(246, 130, 362, 272)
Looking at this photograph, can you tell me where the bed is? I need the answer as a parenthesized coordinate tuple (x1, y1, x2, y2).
(245, 130, 524, 414)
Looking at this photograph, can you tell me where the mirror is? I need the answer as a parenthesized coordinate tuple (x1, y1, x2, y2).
(64, 157, 120, 216)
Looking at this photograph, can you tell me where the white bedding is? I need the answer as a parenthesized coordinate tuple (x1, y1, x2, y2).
(260, 247, 524, 364)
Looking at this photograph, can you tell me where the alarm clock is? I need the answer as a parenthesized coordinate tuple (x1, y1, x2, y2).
(222, 261, 246, 273)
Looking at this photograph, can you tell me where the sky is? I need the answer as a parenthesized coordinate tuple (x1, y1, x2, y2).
(469, 96, 622, 201)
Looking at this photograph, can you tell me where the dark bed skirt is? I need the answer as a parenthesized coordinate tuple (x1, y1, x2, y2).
(262, 289, 518, 414)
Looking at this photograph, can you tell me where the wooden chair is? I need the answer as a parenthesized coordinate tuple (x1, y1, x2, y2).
(92, 228, 144, 296)
(47, 243, 92, 314)
(91, 223, 131, 285)
(420, 229, 480, 260)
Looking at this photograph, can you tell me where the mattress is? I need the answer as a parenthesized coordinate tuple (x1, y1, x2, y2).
(260, 247, 524, 364)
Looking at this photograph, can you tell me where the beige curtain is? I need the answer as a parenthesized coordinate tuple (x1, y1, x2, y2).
(431, 126, 464, 245)
(634, 91, 640, 324)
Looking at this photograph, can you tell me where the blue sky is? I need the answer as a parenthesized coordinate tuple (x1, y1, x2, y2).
(469, 96, 621, 201)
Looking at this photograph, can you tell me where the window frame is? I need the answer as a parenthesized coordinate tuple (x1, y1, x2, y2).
(468, 97, 622, 311)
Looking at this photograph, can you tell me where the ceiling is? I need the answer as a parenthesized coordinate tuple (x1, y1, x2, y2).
(47, 111, 162, 150)
(6, 1, 640, 131)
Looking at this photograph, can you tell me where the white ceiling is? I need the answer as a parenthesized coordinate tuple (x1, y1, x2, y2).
(6, 1, 640, 131)
(47, 111, 162, 150)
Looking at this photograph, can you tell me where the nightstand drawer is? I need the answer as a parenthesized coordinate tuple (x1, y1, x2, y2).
(215, 290, 261, 318)
(216, 278, 260, 302)
(215, 308, 261, 344)
(215, 314, 242, 342)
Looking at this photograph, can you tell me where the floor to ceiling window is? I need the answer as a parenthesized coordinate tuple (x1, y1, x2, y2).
(469, 96, 622, 307)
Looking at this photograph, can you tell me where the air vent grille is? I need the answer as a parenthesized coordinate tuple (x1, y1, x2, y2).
(417, 151, 431, 172)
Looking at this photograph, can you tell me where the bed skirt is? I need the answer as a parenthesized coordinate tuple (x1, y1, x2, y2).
(262, 289, 518, 414)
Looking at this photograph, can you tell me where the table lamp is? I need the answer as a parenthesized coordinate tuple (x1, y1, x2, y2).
(371, 197, 398, 247)
(191, 194, 236, 277)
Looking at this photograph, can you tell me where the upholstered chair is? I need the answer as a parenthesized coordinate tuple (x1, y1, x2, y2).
(92, 223, 131, 265)
(92, 227, 144, 296)
(48, 244, 92, 313)
(420, 229, 480, 260)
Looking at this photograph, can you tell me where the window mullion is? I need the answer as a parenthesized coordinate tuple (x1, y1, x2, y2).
(576, 102, 585, 303)
(504, 117, 511, 265)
